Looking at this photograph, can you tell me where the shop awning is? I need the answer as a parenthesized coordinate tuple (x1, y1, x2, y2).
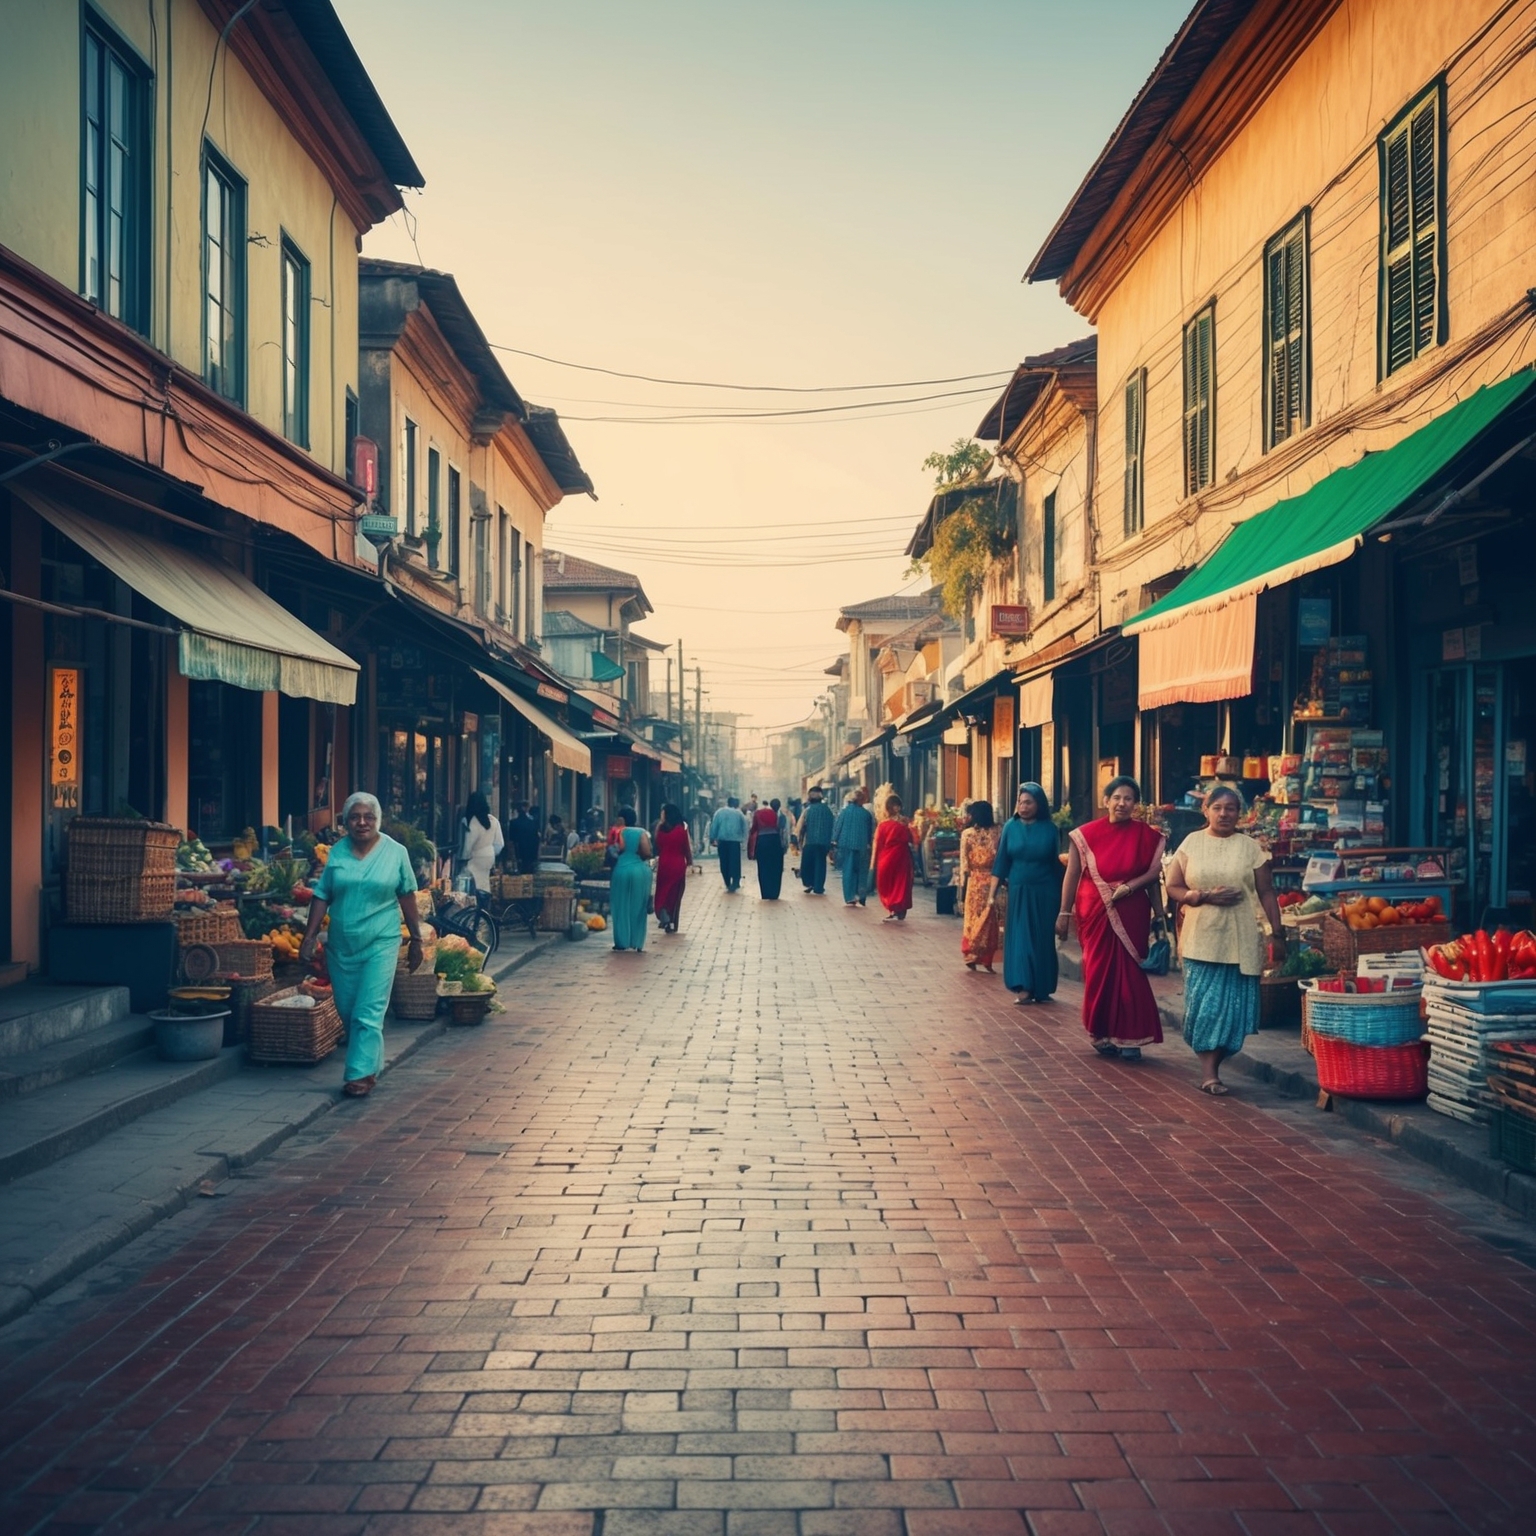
(1125, 370, 1536, 635)
(23, 490, 358, 704)
(834, 724, 893, 768)
(475, 669, 592, 774)
(897, 700, 943, 734)
(1137, 593, 1256, 709)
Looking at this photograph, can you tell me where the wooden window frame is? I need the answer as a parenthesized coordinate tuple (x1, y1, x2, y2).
(1378, 78, 1447, 379)
(447, 465, 462, 581)
(279, 235, 310, 447)
(1181, 304, 1216, 498)
(1263, 211, 1310, 451)
(201, 143, 247, 405)
(1123, 369, 1146, 537)
(426, 446, 442, 567)
(402, 419, 418, 536)
(81, 11, 152, 335)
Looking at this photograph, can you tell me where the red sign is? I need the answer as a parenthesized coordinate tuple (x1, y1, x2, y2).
(606, 755, 632, 780)
(590, 708, 620, 730)
(536, 682, 568, 703)
(991, 604, 1030, 637)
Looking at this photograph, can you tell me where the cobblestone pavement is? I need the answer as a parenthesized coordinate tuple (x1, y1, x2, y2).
(3, 875, 1536, 1535)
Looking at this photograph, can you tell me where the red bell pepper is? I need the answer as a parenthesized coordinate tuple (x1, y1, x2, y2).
(1492, 929, 1513, 983)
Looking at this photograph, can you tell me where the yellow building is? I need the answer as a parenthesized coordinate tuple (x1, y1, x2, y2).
(1, 0, 420, 969)
(1027, 0, 1536, 918)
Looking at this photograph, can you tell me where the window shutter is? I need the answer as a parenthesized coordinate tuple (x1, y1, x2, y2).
(1182, 308, 1214, 496)
(1381, 83, 1442, 376)
(1123, 371, 1143, 537)
(1284, 226, 1305, 432)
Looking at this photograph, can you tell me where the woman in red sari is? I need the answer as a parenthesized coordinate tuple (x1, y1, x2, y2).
(1055, 776, 1164, 1060)
(652, 802, 692, 934)
(872, 794, 917, 922)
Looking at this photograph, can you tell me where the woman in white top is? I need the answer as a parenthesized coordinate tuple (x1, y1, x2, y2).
(456, 791, 505, 896)
(1164, 786, 1285, 1096)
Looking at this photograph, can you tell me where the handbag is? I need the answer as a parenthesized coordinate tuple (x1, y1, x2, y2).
(1140, 917, 1172, 975)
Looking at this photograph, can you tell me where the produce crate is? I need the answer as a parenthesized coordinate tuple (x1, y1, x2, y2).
(1311, 1034, 1428, 1100)
(1320, 912, 1448, 971)
(176, 907, 243, 946)
(66, 817, 180, 923)
(1422, 978, 1536, 1016)
(538, 890, 575, 931)
(247, 987, 343, 1065)
(213, 939, 274, 981)
(493, 872, 535, 899)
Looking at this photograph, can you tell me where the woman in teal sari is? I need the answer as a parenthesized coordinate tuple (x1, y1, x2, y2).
(986, 782, 1062, 1005)
(609, 806, 654, 952)
(299, 793, 424, 1097)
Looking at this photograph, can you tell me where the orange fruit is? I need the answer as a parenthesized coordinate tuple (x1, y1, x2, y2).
(1367, 896, 1389, 914)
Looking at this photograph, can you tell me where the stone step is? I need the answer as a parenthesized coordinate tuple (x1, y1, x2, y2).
(0, 1016, 156, 1101)
(0, 1043, 244, 1186)
(0, 983, 131, 1057)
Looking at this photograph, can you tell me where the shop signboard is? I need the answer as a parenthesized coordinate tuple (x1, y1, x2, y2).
(606, 755, 632, 780)
(1297, 597, 1331, 647)
(991, 604, 1030, 638)
(537, 682, 567, 703)
(49, 665, 80, 810)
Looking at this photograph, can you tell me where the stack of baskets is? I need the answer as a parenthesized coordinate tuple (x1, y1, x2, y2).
(535, 870, 576, 931)
(492, 871, 535, 900)
(1424, 977, 1536, 1125)
(175, 905, 243, 946)
(1487, 1039, 1536, 1172)
(1304, 981, 1428, 1100)
(66, 818, 179, 923)
(247, 985, 342, 1064)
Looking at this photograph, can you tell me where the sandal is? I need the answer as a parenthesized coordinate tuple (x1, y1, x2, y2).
(342, 1075, 375, 1098)
(1119, 1048, 1143, 1063)
(1091, 1040, 1119, 1057)
(965, 960, 978, 971)
(1199, 1079, 1228, 1096)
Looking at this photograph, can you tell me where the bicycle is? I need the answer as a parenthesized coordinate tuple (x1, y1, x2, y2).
(431, 889, 499, 959)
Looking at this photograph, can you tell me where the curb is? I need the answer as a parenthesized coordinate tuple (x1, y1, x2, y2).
(0, 933, 562, 1329)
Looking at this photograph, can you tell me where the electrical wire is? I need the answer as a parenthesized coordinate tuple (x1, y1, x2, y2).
(488, 346, 1011, 394)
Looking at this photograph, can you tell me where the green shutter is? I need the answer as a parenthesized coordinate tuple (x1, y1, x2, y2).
(1182, 307, 1214, 495)
(1123, 370, 1144, 537)
(1381, 83, 1443, 377)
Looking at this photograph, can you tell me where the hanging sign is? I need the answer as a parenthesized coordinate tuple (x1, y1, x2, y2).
(606, 755, 632, 780)
(49, 666, 81, 810)
(991, 604, 1031, 638)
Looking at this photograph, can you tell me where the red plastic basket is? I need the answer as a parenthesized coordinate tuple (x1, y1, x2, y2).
(1311, 1032, 1428, 1100)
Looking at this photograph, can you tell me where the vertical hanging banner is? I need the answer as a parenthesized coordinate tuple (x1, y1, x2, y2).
(50, 665, 81, 810)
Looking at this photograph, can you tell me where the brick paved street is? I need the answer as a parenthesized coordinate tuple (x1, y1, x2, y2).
(3, 876, 1536, 1535)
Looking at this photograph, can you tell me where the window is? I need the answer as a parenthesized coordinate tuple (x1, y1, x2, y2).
(510, 528, 523, 634)
(525, 557, 536, 643)
(402, 420, 418, 535)
(344, 389, 359, 478)
(1264, 214, 1309, 449)
(280, 237, 309, 445)
(1182, 305, 1215, 497)
(1042, 490, 1057, 604)
(426, 446, 441, 567)
(83, 19, 149, 331)
(447, 467, 462, 579)
(202, 147, 246, 403)
(1380, 81, 1445, 377)
(1123, 369, 1146, 537)
(473, 510, 489, 614)
(496, 509, 509, 620)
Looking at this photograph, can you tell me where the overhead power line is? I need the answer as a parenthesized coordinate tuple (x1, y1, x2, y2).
(556, 384, 999, 424)
(488, 344, 1011, 394)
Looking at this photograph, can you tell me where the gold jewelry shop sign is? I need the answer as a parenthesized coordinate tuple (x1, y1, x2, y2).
(50, 665, 81, 810)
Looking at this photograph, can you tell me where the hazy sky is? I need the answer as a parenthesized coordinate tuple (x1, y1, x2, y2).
(337, 0, 1191, 740)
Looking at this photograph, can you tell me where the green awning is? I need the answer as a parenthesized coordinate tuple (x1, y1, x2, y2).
(1125, 370, 1536, 634)
(589, 650, 625, 682)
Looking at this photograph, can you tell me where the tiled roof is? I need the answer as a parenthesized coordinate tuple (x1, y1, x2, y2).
(542, 608, 604, 637)
(543, 550, 643, 590)
(838, 589, 943, 622)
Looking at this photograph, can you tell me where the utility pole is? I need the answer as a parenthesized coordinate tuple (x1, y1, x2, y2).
(694, 668, 704, 791)
(663, 656, 672, 731)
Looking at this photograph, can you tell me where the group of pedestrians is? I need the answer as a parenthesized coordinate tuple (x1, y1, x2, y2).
(953, 774, 1286, 1092)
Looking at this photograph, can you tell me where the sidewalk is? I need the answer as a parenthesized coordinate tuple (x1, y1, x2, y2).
(1057, 939, 1536, 1221)
(0, 929, 562, 1328)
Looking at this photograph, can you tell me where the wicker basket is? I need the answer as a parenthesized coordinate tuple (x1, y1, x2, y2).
(176, 906, 243, 946)
(66, 818, 180, 923)
(213, 939, 274, 981)
(226, 976, 277, 1045)
(1303, 984, 1424, 1047)
(1312, 1033, 1429, 1099)
(390, 966, 440, 1021)
(448, 992, 494, 1026)
(1321, 912, 1450, 971)
(493, 872, 535, 899)
(247, 987, 343, 1065)
(271, 959, 309, 987)
(538, 889, 575, 931)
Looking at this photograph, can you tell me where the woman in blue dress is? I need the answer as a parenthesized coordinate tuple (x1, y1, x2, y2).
(299, 792, 425, 1097)
(985, 782, 1062, 1005)
(609, 805, 654, 952)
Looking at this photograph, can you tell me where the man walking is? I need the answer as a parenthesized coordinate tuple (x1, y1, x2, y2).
(831, 786, 876, 906)
(794, 786, 835, 895)
(709, 796, 749, 893)
(507, 802, 542, 875)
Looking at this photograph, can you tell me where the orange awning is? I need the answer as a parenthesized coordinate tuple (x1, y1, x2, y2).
(1136, 593, 1256, 710)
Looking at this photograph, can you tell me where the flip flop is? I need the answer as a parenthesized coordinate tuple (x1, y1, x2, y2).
(1199, 1079, 1229, 1095)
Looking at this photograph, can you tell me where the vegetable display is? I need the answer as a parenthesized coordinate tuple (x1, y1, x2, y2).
(1341, 893, 1445, 930)
(1425, 929, 1536, 983)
